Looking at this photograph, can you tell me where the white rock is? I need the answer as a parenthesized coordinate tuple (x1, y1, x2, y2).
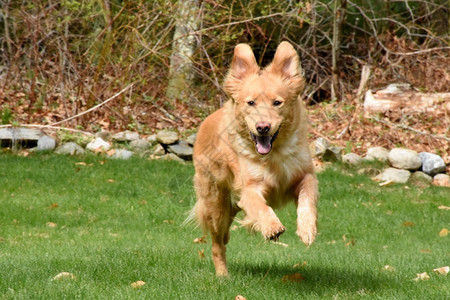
(388, 148, 422, 170)
(86, 137, 111, 151)
(111, 149, 133, 160)
(366, 146, 389, 161)
(112, 131, 139, 142)
(37, 135, 56, 151)
(55, 142, 85, 155)
(342, 153, 362, 165)
(419, 152, 446, 176)
(156, 130, 179, 145)
(433, 174, 450, 187)
(376, 167, 411, 183)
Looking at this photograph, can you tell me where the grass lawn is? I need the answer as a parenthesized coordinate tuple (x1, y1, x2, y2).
(0, 153, 448, 299)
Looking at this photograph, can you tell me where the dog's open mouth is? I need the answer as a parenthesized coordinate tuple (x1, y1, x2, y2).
(250, 130, 279, 155)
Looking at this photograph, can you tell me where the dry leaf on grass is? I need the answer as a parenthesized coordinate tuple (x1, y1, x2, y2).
(46, 222, 57, 228)
(193, 237, 207, 244)
(402, 222, 415, 227)
(75, 162, 87, 166)
(432, 266, 449, 275)
(413, 272, 430, 281)
(48, 203, 59, 209)
(131, 280, 146, 288)
(438, 205, 450, 210)
(235, 295, 247, 300)
(382, 265, 395, 272)
(198, 249, 205, 259)
(52, 272, 76, 281)
(293, 261, 307, 269)
(439, 228, 448, 237)
(419, 249, 432, 254)
(107, 179, 115, 183)
(271, 241, 288, 247)
(281, 273, 304, 283)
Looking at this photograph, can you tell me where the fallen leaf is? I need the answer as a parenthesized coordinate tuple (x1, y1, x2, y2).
(438, 205, 450, 210)
(48, 203, 59, 209)
(193, 237, 207, 244)
(271, 241, 288, 247)
(413, 272, 430, 281)
(235, 296, 246, 300)
(75, 162, 87, 166)
(46, 222, 57, 228)
(439, 228, 448, 237)
(281, 273, 304, 283)
(382, 265, 395, 272)
(52, 272, 76, 281)
(379, 180, 394, 186)
(432, 266, 449, 275)
(198, 249, 205, 259)
(402, 222, 415, 227)
(107, 179, 115, 183)
(419, 249, 432, 254)
(293, 261, 307, 269)
(131, 280, 146, 288)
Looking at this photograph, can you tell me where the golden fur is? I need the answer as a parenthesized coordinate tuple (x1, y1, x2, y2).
(191, 42, 318, 276)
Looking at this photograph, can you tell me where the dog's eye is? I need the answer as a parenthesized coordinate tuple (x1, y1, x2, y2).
(273, 100, 283, 107)
(247, 100, 256, 106)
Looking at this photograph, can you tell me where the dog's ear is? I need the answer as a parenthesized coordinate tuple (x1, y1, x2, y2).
(266, 41, 304, 94)
(229, 44, 259, 79)
(224, 44, 259, 98)
(267, 42, 301, 79)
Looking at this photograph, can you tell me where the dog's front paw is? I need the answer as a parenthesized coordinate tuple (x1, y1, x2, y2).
(262, 219, 286, 241)
(296, 215, 317, 246)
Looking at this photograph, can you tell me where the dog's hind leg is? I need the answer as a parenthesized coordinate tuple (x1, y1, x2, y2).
(193, 174, 235, 276)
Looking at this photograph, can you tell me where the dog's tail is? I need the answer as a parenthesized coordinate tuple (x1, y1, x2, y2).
(181, 203, 198, 227)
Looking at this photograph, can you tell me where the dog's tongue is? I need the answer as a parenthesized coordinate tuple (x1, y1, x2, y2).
(255, 135, 272, 155)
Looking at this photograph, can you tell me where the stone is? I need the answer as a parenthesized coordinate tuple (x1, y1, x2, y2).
(160, 153, 185, 162)
(433, 174, 450, 187)
(156, 130, 179, 145)
(186, 133, 197, 146)
(168, 141, 193, 160)
(388, 148, 422, 170)
(37, 135, 56, 151)
(112, 131, 140, 142)
(342, 153, 362, 165)
(110, 149, 133, 160)
(365, 146, 389, 162)
(86, 137, 111, 151)
(95, 131, 112, 141)
(375, 167, 411, 184)
(151, 144, 166, 156)
(146, 134, 157, 146)
(410, 171, 432, 188)
(322, 146, 343, 162)
(419, 152, 446, 176)
(0, 128, 42, 140)
(55, 142, 85, 155)
(309, 137, 329, 157)
(129, 139, 151, 152)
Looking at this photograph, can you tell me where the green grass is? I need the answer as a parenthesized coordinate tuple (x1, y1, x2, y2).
(0, 154, 449, 299)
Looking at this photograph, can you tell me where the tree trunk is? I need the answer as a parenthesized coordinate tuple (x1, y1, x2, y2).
(166, 0, 199, 102)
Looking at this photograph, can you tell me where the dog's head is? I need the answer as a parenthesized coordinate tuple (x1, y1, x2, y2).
(223, 42, 305, 155)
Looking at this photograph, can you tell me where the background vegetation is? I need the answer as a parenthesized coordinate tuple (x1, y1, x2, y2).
(0, 0, 448, 132)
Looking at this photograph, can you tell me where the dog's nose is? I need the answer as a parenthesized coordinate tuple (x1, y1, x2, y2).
(256, 122, 271, 135)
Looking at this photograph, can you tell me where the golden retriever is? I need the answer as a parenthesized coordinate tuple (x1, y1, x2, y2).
(191, 41, 318, 276)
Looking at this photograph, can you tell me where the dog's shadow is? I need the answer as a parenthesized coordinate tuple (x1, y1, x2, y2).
(231, 262, 391, 296)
